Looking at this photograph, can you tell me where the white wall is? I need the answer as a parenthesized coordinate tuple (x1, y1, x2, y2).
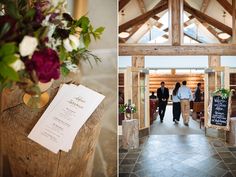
(85, 1, 117, 177)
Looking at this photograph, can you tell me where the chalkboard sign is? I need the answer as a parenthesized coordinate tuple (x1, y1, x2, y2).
(207, 96, 231, 131)
(211, 96, 228, 126)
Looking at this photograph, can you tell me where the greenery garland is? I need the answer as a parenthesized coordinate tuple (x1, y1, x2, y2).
(212, 88, 233, 99)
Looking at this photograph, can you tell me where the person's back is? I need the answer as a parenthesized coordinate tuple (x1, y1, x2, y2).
(178, 85, 192, 100)
(177, 81, 192, 126)
(172, 82, 181, 124)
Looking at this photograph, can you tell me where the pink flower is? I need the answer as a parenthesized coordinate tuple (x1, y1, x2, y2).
(28, 48, 60, 83)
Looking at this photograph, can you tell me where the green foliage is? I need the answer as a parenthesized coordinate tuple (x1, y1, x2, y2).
(24, 8, 36, 21)
(2, 54, 18, 64)
(60, 64, 70, 76)
(0, 42, 19, 90)
(0, 42, 17, 57)
(76, 16, 90, 33)
(119, 103, 137, 114)
(0, 61, 19, 81)
(77, 49, 101, 68)
(1, 0, 22, 19)
(212, 88, 231, 99)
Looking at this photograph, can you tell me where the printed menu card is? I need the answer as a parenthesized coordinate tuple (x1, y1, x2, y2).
(28, 84, 105, 153)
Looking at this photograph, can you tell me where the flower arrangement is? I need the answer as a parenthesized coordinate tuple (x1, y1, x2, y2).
(0, 0, 104, 95)
(119, 103, 137, 114)
(212, 88, 234, 99)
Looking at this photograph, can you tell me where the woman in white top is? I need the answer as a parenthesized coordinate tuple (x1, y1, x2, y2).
(172, 82, 181, 124)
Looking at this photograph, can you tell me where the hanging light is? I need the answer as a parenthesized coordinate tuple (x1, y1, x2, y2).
(119, 32, 130, 38)
(119, 10, 130, 39)
(218, 11, 230, 40)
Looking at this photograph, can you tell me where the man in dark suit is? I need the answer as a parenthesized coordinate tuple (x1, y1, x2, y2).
(157, 81, 169, 123)
(194, 83, 202, 102)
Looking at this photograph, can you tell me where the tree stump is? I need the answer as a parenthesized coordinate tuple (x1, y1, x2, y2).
(0, 85, 104, 177)
(122, 119, 139, 149)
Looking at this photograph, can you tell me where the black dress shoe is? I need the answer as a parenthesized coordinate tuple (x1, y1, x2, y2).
(161, 120, 163, 123)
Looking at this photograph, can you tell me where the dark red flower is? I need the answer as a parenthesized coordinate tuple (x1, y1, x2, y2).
(29, 48, 60, 83)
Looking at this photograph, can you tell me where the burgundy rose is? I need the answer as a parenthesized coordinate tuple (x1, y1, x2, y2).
(29, 48, 60, 83)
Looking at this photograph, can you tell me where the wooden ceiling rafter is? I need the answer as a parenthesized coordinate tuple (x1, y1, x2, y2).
(184, 2, 232, 35)
(216, 0, 235, 16)
(120, 0, 167, 42)
(161, 32, 203, 43)
(119, 0, 168, 32)
(198, 0, 226, 43)
(119, 0, 131, 11)
(123, 24, 142, 41)
(184, 32, 203, 43)
(162, 15, 194, 33)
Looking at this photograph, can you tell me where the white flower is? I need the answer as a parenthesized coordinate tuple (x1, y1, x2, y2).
(41, 14, 51, 27)
(19, 36, 38, 57)
(63, 34, 80, 52)
(10, 55, 25, 71)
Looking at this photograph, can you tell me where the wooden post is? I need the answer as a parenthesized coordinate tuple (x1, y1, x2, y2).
(73, 0, 88, 19)
(132, 56, 144, 68)
(232, 0, 236, 43)
(131, 56, 144, 125)
(169, 0, 183, 45)
(207, 56, 226, 139)
(208, 56, 221, 90)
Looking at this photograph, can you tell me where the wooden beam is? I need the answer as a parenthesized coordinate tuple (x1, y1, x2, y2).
(163, 15, 194, 32)
(152, 15, 160, 21)
(119, 44, 236, 55)
(204, 24, 227, 43)
(160, 31, 202, 43)
(184, 2, 232, 35)
(200, 0, 211, 13)
(170, 0, 183, 45)
(125, 25, 142, 41)
(233, 0, 236, 43)
(216, 0, 234, 15)
(119, 0, 131, 11)
(119, 1, 168, 32)
(184, 33, 203, 43)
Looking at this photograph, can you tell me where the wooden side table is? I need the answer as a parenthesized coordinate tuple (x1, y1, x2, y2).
(122, 119, 139, 149)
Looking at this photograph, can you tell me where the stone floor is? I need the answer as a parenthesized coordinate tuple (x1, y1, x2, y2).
(119, 106, 236, 177)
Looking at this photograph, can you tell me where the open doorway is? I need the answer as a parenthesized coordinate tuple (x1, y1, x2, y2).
(119, 56, 208, 135)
